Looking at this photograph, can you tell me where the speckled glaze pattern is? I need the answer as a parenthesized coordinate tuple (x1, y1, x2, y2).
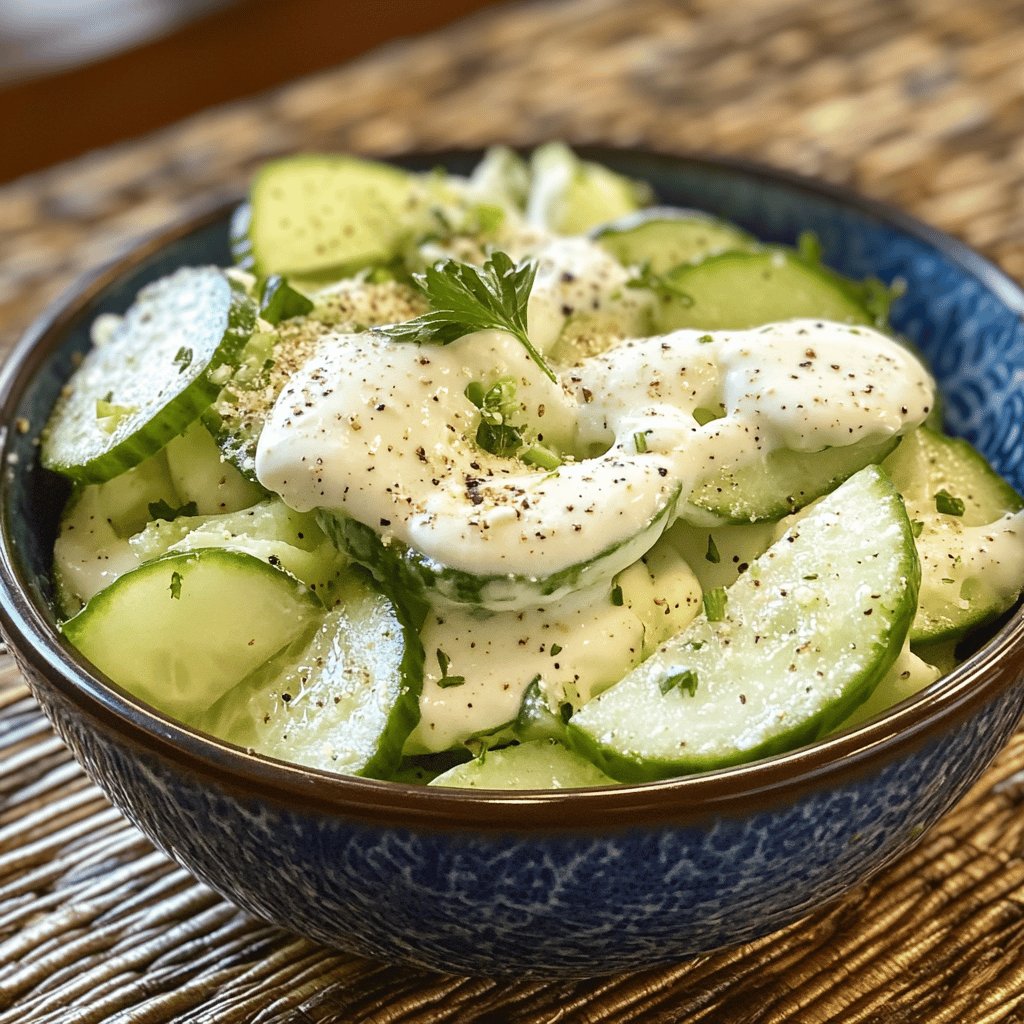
(2, 153, 1023, 977)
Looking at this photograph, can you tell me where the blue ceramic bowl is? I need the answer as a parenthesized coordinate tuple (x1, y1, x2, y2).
(1, 150, 1023, 978)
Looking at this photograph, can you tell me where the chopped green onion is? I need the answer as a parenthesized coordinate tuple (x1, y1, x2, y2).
(703, 587, 728, 622)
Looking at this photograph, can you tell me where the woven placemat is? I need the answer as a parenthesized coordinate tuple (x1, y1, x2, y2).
(2, 0, 1024, 1019)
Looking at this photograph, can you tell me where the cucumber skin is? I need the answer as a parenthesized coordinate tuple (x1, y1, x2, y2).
(566, 469, 922, 782)
(43, 276, 258, 484)
(317, 486, 680, 613)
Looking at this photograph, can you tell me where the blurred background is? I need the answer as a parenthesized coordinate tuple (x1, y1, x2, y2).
(0, 0, 506, 182)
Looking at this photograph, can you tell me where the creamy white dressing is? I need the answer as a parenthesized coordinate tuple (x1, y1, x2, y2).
(256, 319, 933, 597)
(407, 537, 702, 752)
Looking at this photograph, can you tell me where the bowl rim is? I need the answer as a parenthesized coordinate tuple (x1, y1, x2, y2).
(1, 146, 1022, 832)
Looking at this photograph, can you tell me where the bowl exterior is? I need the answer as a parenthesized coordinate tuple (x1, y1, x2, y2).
(2, 150, 1024, 976)
(16, 647, 1023, 976)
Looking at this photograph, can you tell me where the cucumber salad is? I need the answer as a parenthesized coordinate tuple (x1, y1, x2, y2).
(44, 144, 1024, 789)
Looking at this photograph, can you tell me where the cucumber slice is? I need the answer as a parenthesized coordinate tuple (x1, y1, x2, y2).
(884, 426, 1024, 527)
(834, 641, 941, 731)
(52, 448, 181, 615)
(593, 207, 756, 273)
(163, 421, 266, 515)
(884, 427, 1024, 643)
(197, 572, 422, 779)
(686, 434, 901, 523)
(526, 143, 652, 235)
(568, 466, 919, 781)
(61, 550, 322, 721)
(653, 251, 873, 332)
(430, 738, 617, 790)
(247, 155, 431, 277)
(318, 484, 679, 612)
(42, 267, 257, 483)
(130, 497, 348, 600)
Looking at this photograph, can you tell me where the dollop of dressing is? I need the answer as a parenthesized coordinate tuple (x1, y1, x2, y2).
(255, 320, 934, 596)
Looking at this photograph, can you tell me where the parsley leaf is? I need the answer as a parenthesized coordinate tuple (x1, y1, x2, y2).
(466, 378, 524, 457)
(375, 252, 555, 382)
(173, 346, 193, 373)
(705, 535, 721, 564)
(148, 499, 199, 523)
(610, 584, 624, 607)
(169, 571, 183, 600)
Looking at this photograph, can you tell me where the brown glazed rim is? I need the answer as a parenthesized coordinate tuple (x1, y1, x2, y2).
(1, 148, 1023, 834)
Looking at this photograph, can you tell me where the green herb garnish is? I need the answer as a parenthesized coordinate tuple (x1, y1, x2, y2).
(703, 587, 728, 622)
(550, 643, 562, 656)
(935, 489, 965, 517)
(660, 669, 699, 697)
(169, 571, 183, 600)
(466, 378, 524, 457)
(172, 346, 193, 373)
(693, 406, 724, 426)
(705, 535, 721, 564)
(376, 252, 555, 382)
(911, 519, 924, 538)
(610, 584, 624, 607)
(520, 444, 562, 470)
(633, 431, 648, 454)
(435, 648, 466, 688)
(148, 499, 198, 523)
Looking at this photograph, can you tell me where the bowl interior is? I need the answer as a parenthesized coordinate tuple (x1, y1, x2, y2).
(3, 149, 1023, 793)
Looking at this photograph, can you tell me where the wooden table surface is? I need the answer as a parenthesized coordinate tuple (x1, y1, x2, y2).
(3, 0, 1024, 1019)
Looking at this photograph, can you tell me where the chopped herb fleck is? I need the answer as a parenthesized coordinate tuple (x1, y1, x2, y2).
(660, 669, 699, 697)
(935, 490, 965, 517)
(705, 535, 721, 564)
(610, 584, 624, 607)
(172, 346, 193, 373)
(633, 431, 648, 454)
(169, 571, 183, 600)
(550, 643, 563, 656)
(703, 587, 728, 622)
(911, 519, 924, 538)
(148, 499, 198, 523)
(435, 648, 465, 688)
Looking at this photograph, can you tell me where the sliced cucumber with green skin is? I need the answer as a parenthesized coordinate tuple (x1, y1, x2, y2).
(652, 250, 873, 332)
(592, 207, 756, 273)
(42, 267, 257, 483)
(62, 550, 322, 721)
(163, 420, 267, 515)
(430, 738, 618, 790)
(884, 426, 1024, 527)
(318, 485, 679, 612)
(833, 641, 941, 732)
(196, 571, 422, 780)
(52, 447, 181, 615)
(568, 466, 919, 781)
(883, 426, 1024, 644)
(685, 434, 902, 523)
(526, 142, 652, 235)
(247, 155, 422, 277)
(130, 497, 348, 601)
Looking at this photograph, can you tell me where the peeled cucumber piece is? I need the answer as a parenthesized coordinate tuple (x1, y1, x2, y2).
(593, 207, 756, 272)
(653, 250, 873, 332)
(430, 739, 617, 790)
(62, 550, 322, 721)
(42, 268, 256, 483)
(884, 426, 1024, 643)
(526, 143, 652, 235)
(197, 572, 422, 780)
(568, 466, 920, 781)
(247, 155, 419, 277)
